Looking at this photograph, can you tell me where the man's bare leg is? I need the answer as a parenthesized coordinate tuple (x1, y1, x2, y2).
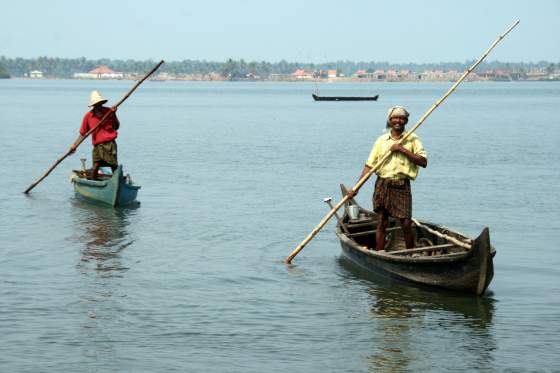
(400, 217, 415, 249)
(376, 210, 389, 251)
(92, 162, 100, 180)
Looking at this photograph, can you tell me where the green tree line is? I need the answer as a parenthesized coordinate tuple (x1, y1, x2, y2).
(0, 62, 10, 78)
(0, 56, 557, 78)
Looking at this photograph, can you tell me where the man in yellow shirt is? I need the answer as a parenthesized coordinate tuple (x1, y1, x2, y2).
(348, 106, 427, 251)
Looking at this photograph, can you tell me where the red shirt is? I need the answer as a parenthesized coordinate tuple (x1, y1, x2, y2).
(80, 107, 119, 145)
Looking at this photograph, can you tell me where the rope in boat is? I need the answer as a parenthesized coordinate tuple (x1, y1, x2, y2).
(412, 218, 472, 250)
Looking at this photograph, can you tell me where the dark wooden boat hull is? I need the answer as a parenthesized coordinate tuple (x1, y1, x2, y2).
(312, 94, 379, 101)
(338, 228, 494, 295)
(336, 187, 495, 295)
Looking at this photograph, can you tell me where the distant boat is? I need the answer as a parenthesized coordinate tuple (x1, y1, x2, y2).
(312, 93, 379, 101)
(71, 164, 140, 207)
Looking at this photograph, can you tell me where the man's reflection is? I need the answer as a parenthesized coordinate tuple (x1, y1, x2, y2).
(71, 199, 137, 274)
(69, 199, 139, 364)
(336, 257, 495, 372)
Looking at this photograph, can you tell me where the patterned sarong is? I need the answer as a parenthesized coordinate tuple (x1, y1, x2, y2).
(373, 177, 412, 219)
(92, 140, 118, 166)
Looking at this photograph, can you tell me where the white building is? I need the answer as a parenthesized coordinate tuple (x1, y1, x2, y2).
(73, 65, 124, 79)
(29, 70, 43, 78)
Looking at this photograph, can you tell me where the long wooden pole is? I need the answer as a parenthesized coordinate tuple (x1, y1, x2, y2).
(24, 60, 165, 194)
(285, 21, 519, 264)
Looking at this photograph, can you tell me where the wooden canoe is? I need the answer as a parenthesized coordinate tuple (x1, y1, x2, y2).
(336, 185, 495, 295)
(71, 165, 140, 207)
(312, 94, 379, 101)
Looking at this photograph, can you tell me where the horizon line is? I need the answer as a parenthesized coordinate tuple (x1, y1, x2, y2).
(1, 56, 558, 65)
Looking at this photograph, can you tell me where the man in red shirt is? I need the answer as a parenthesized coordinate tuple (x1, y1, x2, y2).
(70, 90, 120, 180)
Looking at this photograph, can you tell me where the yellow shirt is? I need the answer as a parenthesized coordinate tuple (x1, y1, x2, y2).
(366, 131, 427, 180)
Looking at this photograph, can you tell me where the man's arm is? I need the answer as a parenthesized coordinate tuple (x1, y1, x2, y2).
(69, 134, 85, 153)
(346, 164, 373, 198)
(358, 164, 373, 180)
(390, 144, 427, 168)
(111, 106, 120, 130)
(70, 113, 91, 153)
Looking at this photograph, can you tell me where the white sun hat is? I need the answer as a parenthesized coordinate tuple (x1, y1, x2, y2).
(88, 90, 108, 107)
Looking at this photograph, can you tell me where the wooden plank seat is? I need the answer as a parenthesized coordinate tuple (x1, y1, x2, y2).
(388, 243, 455, 256)
(346, 226, 401, 237)
(346, 219, 376, 228)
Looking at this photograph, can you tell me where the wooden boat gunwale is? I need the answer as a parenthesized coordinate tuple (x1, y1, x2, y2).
(337, 229, 478, 264)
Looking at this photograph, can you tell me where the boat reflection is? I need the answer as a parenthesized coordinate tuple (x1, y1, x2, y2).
(69, 199, 139, 364)
(336, 257, 496, 372)
(70, 198, 138, 275)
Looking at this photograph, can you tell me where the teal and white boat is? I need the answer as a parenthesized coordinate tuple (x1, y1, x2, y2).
(71, 164, 140, 207)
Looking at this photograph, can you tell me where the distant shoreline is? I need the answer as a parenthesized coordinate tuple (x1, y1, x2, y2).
(2, 57, 558, 82)
(4, 77, 559, 83)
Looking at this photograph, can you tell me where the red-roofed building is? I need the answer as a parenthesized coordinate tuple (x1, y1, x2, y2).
(354, 69, 367, 78)
(90, 66, 123, 79)
(74, 65, 124, 79)
(292, 69, 313, 80)
(89, 66, 114, 74)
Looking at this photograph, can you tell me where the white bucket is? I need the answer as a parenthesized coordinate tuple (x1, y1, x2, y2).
(347, 205, 359, 220)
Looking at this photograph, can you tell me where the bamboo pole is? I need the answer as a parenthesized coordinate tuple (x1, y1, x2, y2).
(411, 219, 472, 249)
(285, 21, 519, 264)
(24, 60, 165, 194)
(323, 197, 350, 234)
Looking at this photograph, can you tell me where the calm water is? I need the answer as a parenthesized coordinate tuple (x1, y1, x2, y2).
(1, 79, 559, 372)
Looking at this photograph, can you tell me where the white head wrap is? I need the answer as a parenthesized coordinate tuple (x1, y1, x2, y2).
(386, 106, 410, 127)
(387, 106, 409, 120)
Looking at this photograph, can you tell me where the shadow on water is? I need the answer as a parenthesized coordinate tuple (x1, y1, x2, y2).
(336, 257, 496, 372)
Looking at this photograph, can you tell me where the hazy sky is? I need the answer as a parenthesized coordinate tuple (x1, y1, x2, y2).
(2, 0, 558, 63)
